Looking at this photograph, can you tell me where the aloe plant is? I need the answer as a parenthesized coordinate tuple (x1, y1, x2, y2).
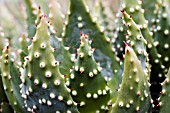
(69, 34, 110, 113)
(0, 0, 170, 113)
(111, 45, 151, 113)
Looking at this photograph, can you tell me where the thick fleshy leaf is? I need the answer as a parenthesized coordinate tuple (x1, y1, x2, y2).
(21, 16, 79, 113)
(111, 46, 151, 113)
(69, 34, 110, 113)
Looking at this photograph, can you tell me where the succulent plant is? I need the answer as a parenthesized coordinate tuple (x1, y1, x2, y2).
(159, 68, 170, 113)
(0, 0, 170, 113)
(69, 34, 110, 113)
(111, 45, 151, 113)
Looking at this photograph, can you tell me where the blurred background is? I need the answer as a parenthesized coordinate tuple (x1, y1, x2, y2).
(0, 0, 118, 38)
